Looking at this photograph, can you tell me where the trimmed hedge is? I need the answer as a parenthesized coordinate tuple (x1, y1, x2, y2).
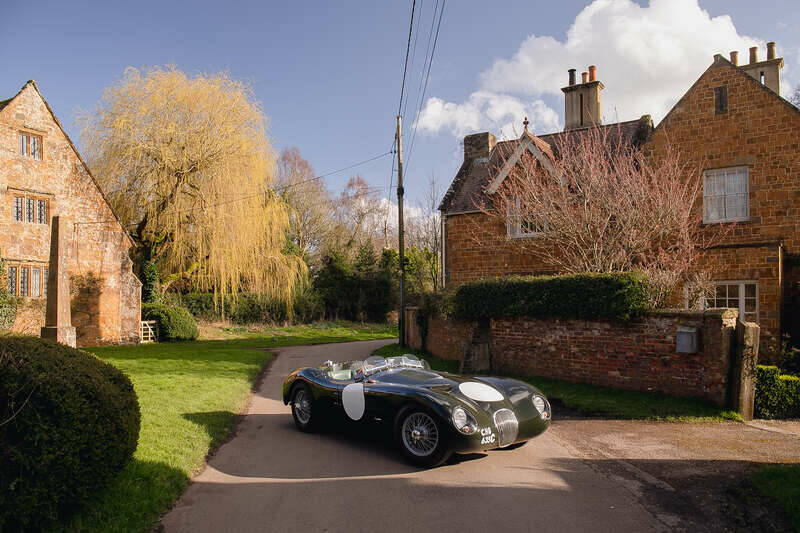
(142, 303, 199, 341)
(453, 272, 650, 322)
(0, 336, 140, 530)
(180, 291, 323, 324)
(754, 365, 800, 419)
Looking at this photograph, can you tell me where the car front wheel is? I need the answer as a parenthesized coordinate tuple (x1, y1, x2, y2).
(291, 383, 317, 432)
(396, 407, 451, 468)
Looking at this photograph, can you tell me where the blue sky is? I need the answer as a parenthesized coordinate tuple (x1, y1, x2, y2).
(2, 0, 798, 207)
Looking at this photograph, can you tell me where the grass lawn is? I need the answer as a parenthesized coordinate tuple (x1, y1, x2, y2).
(752, 464, 800, 530)
(374, 343, 741, 422)
(63, 322, 396, 533)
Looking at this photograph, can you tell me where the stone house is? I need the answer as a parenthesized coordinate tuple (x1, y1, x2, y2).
(439, 42, 799, 346)
(1, 81, 141, 346)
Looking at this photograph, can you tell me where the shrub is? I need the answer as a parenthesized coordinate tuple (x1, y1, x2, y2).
(141, 261, 161, 304)
(754, 365, 800, 419)
(0, 336, 140, 530)
(453, 272, 650, 322)
(0, 254, 16, 330)
(142, 303, 199, 341)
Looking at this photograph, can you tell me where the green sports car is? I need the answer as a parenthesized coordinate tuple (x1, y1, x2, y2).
(282, 354, 551, 467)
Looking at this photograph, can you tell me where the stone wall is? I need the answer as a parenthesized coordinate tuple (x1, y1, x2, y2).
(0, 82, 141, 345)
(406, 307, 739, 405)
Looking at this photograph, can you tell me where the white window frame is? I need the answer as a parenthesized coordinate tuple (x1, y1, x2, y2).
(507, 197, 545, 238)
(703, 166, 749, 223)
(701, 280, 759, 323)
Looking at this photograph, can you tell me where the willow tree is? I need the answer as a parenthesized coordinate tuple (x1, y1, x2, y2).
(81, 66, 305, 307)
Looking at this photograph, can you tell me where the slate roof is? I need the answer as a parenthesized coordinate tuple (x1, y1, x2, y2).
(439, 117, 652, 214)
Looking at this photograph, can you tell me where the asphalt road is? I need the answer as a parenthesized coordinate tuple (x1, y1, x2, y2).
(161, 339, 667, 533)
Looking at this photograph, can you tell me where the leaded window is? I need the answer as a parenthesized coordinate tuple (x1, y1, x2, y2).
(18, 132, 42, 160)
(14, 197, 23, 221)
(7, 266, 17, 296)
(19, 266, 29, 297)
(37, 199, 48, 224)
(26, 198, 35, 223)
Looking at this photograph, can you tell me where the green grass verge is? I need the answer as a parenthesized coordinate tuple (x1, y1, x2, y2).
(373, 343, 741, 422)
(752, 464, 800, 530)
(63, 322, 396, 533)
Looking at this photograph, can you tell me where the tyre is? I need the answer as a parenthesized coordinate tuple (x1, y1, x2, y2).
(396, 407, 452, 468)
(290, 383, 317, 432)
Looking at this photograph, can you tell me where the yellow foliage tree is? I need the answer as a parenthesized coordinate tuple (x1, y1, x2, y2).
(81, 66, 305, 308)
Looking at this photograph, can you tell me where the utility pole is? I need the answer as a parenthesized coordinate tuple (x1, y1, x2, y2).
(396, 114, 406, 347)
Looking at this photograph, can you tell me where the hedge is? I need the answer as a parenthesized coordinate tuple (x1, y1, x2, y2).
(453, 272, 650, 322)
(0, 336, 140, 530)
(142, 303, 199, 341)
(180, 291, 323, 324)
(754, 365, 800, 419)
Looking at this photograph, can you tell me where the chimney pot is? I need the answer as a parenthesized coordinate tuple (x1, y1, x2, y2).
(588, 65, 597, 82)
(568, 69, 576, 86)
(729, 51, 738, 66)
(581, 71, 589, 84)
(767, 41, 776, 60)
(749, 46, 758, 64)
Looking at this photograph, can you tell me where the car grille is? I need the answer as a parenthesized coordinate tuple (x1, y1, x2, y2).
(493, 408, 519, 447)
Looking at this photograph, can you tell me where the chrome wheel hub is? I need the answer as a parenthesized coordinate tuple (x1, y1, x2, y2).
(402, 412, 439, 457)
(293, 389, 311, 424)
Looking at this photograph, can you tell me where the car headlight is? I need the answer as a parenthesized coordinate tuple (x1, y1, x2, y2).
(532, 395, 550, 419)
(452, 406, 477, 434)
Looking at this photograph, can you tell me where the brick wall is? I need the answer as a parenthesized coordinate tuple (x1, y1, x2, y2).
(407, 307, 738, 405)
(0, 83, 141, 345)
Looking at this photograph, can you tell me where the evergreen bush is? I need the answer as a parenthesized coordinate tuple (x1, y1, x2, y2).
(0, 336, 140, 530)
(453, 272, 650, 322)
(141, 303, 199, 341)
(754, 365, 800, 419)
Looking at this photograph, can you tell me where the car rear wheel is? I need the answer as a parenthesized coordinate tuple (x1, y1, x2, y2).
(291, 383, 317, 432)
(396, 407, 451, 468)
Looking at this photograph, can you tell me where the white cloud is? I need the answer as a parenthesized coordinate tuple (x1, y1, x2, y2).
(418, 0, 767, 138)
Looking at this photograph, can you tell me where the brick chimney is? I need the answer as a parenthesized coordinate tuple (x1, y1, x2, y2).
(463, 132, 497, 162)
(736, 41, 783, 95)
(561, 66, 604, 131)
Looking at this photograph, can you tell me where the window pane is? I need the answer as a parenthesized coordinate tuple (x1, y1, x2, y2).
(745, 298, 756, 313)
(32, 136, 40, 159)
(745, 283, 756, 298)
(14, 197, 23, 221)
(726, 194, 747, 219)
(715, 285, 727, 300)
(32, 268, 40, 297)
(8, 267, 16, 295)
(37, 199, 47, 224)
(728, 284, 739, 298)
(727, 170, 747, 193)
(19, 133, 25, 155)
(43, 269, 48, 297)
(20, 267, 28, 296)
(706, 197, 724, 222)
(26, 198, 34, 223)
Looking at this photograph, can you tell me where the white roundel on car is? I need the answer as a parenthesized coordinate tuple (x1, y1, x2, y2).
(342, 383, 365, 420)
(459, 382, 504, 402)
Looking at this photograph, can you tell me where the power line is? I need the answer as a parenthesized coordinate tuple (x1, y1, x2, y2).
(404, 0, 446, 175)
(397, 0, 417, 115)
(401, 0, 423, 121)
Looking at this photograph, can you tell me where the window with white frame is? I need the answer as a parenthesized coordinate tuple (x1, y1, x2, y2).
(507, 197, 545, 238)
(706, 281, 758, 322)
(703, 167, 749, 223)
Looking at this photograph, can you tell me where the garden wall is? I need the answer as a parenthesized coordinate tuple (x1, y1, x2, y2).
(405, 307, 740, 406)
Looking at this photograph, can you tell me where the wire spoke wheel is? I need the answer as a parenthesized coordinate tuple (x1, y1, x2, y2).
(401, 412, 439, 457)
(293, 388, 312, 425)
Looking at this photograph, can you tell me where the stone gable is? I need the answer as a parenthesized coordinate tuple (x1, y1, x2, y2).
(0, 81, 141, 345)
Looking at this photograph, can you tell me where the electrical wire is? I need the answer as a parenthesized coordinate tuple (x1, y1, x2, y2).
(397, 0, 417, 116)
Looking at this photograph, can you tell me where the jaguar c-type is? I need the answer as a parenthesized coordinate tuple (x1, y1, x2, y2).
(282, 354, 551, 467)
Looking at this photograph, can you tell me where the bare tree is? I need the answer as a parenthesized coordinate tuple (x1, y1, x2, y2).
(790, 85, 800, 108)
(275, 147, 334, 260)
(407, 174, 442, 291)
(330, 175, 385, 252)
(477, 126, 724, 307)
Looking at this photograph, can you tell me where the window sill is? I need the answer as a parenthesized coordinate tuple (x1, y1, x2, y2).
(701, 218, 752, 226)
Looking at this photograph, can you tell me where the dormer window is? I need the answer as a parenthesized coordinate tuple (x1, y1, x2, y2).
(19, 131, 42, 160)
(714, 86, 728, 114)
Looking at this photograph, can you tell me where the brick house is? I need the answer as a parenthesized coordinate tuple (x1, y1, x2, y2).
(439, 43, 799, 345)
(1, 81, 141, 346)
